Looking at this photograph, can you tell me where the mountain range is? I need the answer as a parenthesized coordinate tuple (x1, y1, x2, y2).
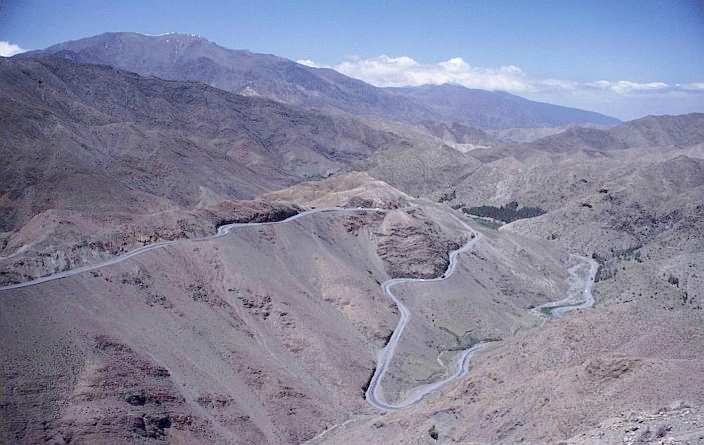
(1, 32, 703, 445)
(23, 32, 620, 129)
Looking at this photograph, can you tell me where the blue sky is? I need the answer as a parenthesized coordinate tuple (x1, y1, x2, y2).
(1, 0, 703, 120)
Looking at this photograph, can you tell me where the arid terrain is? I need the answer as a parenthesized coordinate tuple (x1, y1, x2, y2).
(1, 33, 703, 445)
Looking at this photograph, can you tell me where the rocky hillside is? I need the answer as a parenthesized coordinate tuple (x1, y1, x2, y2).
(3, 174, 531, 444)
(0, 56, 426, 283)
(1, 206, 398, 444)
(307, 115, 704, 445)
(359, 113, 704, 214)
(0, 56, 398, 209)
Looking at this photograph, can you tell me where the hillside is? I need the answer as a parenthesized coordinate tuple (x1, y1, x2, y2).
(301, 118, 704, 445)
(1, 173, 583, 444)
(469, 113, 704, 162)
(0, 56, 420, 283)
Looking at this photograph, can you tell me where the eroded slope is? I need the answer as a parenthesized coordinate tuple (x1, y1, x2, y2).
(0, 175, 484, 444)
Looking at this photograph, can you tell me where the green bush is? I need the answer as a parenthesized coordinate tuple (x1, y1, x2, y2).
(428, 425, 439, 440)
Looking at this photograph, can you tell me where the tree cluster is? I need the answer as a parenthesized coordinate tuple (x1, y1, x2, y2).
(462, 201, 546, 223)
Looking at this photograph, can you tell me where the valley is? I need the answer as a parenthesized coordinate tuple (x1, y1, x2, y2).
(1, 32, 703, 445)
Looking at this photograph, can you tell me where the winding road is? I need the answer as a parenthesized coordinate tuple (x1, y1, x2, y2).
(0, 203, 599, 417)
(0, 202, 487, 411)
(365, 216, 484, 411)
(364, 221, 599, 411)
(0, 205, 407, 292)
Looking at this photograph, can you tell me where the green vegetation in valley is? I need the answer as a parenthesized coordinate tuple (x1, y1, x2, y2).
(593, 244, 643, 282)
(469, 216, 502, 230)
(540, 303, 581, 315)
(461, 201, 546, 223)
(428, 425, 439, 440)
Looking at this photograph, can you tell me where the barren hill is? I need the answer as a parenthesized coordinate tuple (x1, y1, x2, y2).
(469, 113, 704, 162)
(301, 120, 704, 445)
(1, 174, 579, 444)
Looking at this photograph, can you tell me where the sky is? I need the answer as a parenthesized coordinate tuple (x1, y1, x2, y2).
(1, 0, 703, 120)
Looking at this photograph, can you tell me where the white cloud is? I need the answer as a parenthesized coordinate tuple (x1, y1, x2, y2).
(682, 82, 704, 92)
(585, 80, 704, 95)
(305, 54, 703, 97)
(330, 55, 531, 92)
(299, 54, 704, 120)
(0, 41, 26, 57)
(297, 59, 323, 68)
(523, 79, 704, 120)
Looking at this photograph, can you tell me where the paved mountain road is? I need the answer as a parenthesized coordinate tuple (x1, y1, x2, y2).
(365, 215, 484, 411)
(0, 202, 486, 411)
(364, 221, 599, 411)
(0, 206, 407, 292)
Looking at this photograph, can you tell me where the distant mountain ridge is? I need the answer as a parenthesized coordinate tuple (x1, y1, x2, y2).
(22, 32, 621, 129)
(21, 32, 438, 124)
(495, 112, 704, 158)
(390, 84, 621, 128)
(609, 113, 704, 147)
